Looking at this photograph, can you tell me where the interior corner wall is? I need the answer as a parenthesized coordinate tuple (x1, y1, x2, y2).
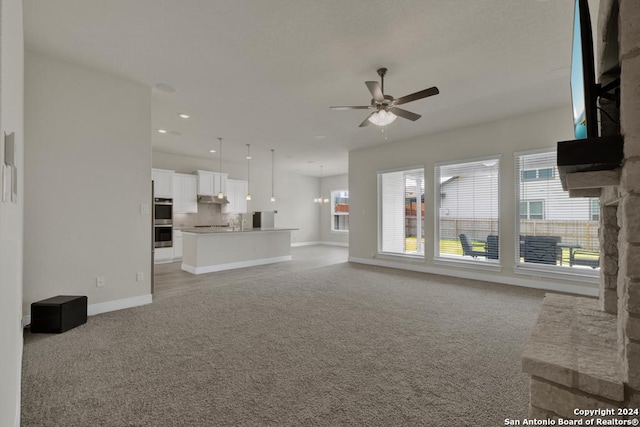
(319, 174, 349, 245)
(152, 150, 321, 244)
(23, 52, 152, 317)
(0, 1, 24, 425)
(348, 106, 599, 294)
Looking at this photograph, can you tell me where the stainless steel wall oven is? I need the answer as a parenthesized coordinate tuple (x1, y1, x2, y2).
(154, 198, 173, 225)
(153, 198, 173, 248)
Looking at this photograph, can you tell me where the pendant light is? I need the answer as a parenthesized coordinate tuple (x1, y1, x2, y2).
(217, 137, 225, 199)
(245, 144, 252, 201)
(314, 165, 329, 204)
(270, 149, 276, 202)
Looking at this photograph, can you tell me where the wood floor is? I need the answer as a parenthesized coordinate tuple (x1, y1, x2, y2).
(153, 245, 349, 300)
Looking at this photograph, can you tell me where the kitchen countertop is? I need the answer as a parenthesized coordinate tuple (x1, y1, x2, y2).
(181, 227, 297, 234)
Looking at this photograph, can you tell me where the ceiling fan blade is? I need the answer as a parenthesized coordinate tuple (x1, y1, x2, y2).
(394, 86, 439, 106)
(365, 81, 384, 102)
(359, 112, 375, 127)
(391, 107, 421, 121)
(329, 105, 373, 110)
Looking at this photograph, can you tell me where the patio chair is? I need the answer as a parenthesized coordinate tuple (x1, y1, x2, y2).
(459, 234, 486, 258)
(570, 250, 600, 268)
(522, 236, 562, 265)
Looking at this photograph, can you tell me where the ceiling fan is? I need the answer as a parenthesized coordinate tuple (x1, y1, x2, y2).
(330, 67, 439, 127)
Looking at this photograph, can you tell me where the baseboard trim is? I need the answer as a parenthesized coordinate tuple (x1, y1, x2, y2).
(182, 255, 293, 274)
(348, 256, 598, 297)
(22, 294, 153, 327)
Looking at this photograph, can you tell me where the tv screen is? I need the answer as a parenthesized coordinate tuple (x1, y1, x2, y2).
(570, 0, 597, 140)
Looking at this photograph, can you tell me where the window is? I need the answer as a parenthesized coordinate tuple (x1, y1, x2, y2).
(520, 201, 544, 220)
(521, 168, 554, 181)
(515, 150, 599, 271)
(590, 199, 600, 221)
(331, 190, 349, 232)
(435, 157, 500, 263)
(378, 167, 425, 256)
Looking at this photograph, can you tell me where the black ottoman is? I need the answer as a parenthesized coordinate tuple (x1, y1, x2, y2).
(31, 295, 87, 333)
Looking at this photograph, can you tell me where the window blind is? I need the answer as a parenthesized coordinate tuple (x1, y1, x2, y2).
(379, 168, 424, 256)
(435, 158, 500, 262)
(515, 150, 600, 270)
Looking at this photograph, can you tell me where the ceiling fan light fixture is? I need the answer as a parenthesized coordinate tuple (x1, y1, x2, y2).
(368, 110, 397, 126)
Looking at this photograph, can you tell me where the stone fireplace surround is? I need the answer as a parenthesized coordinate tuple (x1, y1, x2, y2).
(522, 0, 640, 420)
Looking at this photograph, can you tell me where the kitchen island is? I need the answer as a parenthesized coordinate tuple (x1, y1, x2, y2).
(181, 228, 297, 274)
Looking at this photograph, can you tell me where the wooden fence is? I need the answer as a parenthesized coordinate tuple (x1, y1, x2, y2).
(407, 217, 600, 252)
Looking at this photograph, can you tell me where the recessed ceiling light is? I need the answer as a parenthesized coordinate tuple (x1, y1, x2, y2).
(154, 83, 176, 93)
(209, 149, 216, 153)
(158, 129, 168, 134)
(178, 113, 190, 119)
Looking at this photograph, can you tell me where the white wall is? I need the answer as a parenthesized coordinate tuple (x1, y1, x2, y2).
(153, 150, 320, 244)
(24, 52, 152, 317)
(320, 173, 349, 245)
(0, 0, 24, 424)
(349, 106, 599, 294)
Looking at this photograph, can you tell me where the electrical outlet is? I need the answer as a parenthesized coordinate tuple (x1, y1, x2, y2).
(136, 272, 144, 282)
(96, 276, 105, 287)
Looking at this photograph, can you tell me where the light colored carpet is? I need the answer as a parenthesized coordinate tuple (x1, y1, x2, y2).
(22, 262, 544, 426)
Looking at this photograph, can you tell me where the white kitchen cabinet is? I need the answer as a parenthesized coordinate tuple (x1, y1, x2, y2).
(173, 229, 183, 259)
(222, 179, 248, 213)
(173, 174, 198, 214)
(152, 168, 174, 198)
(154, 247, 174, 263)
(196, 170, 227, 196)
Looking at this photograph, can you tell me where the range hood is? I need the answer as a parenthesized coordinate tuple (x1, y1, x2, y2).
(198, 195, 229, 204)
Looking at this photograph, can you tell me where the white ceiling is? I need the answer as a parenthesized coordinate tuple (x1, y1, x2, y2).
(23, 0, 582, 177)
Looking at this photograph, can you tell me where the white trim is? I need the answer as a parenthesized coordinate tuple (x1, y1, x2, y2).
(291, 241, 322, 247)
(182, 255, 292, 274)
(434, 257, 502, 272)
(348, 256, 598, 297)
(376, 252, 425, 262)
(377, 164, 425, 175)
(434, 153, 502, 168)
(513, 263, 599, 284)
(88, 294, 153, 316)
(15, 334, 23, 427)
(22, 294, 153, 327)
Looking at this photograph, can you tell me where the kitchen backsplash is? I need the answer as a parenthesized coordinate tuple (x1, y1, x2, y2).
(174, 203, 250, 229)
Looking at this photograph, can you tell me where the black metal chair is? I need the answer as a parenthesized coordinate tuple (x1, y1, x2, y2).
(459, 234, 486, 258)
(522, 236, 562, 265)
(570, 250, 600, 268)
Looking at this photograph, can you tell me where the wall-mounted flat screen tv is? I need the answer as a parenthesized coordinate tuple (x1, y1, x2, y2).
(570, 0, 598, 139)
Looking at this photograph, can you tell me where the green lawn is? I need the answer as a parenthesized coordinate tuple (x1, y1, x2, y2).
(405, 237, 599, 265)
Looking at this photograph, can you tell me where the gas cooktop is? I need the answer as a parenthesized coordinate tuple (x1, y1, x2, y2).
(193, 225, 229, 228)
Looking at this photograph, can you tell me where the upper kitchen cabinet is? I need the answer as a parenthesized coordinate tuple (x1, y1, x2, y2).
(152, 168, 174, 198)
(196, 170, 227, 196)
(222, 179, 248, 213)
(173, 173, 198, 214)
